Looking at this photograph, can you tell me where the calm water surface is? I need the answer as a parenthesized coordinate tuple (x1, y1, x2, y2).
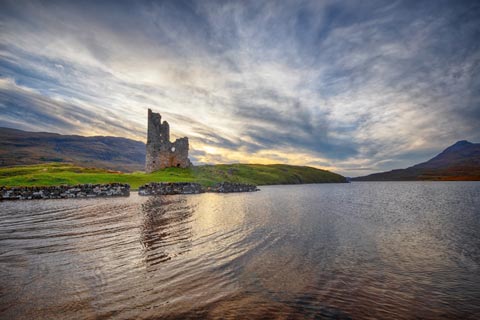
(1, 182, 479, 319)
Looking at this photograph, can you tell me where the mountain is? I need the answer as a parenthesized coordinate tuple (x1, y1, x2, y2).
(0, 127, 145, 172)
(352, 140, 480, 181)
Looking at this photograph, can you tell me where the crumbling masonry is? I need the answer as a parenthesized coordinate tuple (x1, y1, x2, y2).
(145, 109, 192, 173)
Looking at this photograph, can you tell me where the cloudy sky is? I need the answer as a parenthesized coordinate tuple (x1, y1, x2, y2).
(0, 0, 479, 176)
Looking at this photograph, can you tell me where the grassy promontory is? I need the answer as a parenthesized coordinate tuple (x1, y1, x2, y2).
(0, 163, 346, 189)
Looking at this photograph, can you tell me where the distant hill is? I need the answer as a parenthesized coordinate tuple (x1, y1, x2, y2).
(0, 127, 145, 172)
(353, 140, 480, 181)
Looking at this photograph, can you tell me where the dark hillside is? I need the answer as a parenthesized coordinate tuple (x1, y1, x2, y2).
(0, 127, 145, 172)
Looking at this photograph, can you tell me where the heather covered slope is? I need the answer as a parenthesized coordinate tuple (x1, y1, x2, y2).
(353, 141, 480, 181)
(0, 163, 347, 189)
(0, 127, 145, 172)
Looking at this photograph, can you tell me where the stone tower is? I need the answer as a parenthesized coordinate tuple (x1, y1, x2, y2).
(145, 109, 192, 173)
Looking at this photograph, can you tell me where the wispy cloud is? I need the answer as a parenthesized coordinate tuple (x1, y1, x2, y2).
(0, 0, 479, 176)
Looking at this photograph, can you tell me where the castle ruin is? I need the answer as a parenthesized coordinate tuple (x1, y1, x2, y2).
(145, 109, 192, 173)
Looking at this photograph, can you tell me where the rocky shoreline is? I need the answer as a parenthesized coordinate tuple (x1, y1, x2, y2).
(139, 182, 203, 195)
(1, 182, 259, 200)
(209, 182, 260, 193)
(139, 182, 259, 196)
(0, 183, 130, 200)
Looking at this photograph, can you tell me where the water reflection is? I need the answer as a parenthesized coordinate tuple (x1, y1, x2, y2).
(0, 183, 479, 319)
(140, 196, 194, 267)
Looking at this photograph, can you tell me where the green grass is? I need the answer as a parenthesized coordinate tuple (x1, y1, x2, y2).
(0, 163, 346, 190)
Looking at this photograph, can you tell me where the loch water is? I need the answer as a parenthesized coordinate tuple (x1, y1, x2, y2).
(1, 182, 479, 319)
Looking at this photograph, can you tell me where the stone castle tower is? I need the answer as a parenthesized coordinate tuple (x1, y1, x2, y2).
(145, 109, 192, 173)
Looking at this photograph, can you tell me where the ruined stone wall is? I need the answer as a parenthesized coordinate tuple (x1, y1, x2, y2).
(147, 109, 169, 144)
(145, 109, 192, 173)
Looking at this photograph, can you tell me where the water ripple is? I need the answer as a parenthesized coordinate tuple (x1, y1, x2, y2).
(1, 182, 480, 319)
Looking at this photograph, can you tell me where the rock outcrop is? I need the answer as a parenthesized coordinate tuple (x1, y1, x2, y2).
(0, 183, 130, 200)
(139, 182, 204, 195)
(145, 109, 192, 173)
(209, 182, 259, 193)
(138, 182, 259, 195)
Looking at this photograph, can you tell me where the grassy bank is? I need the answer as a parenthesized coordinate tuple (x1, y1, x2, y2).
(0, 163, 346, 189)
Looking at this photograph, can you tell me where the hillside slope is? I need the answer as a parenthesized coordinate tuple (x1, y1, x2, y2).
(0, 127, 145, 172)
(0, 163, 347, 189)
(353, 140, 480, 181)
